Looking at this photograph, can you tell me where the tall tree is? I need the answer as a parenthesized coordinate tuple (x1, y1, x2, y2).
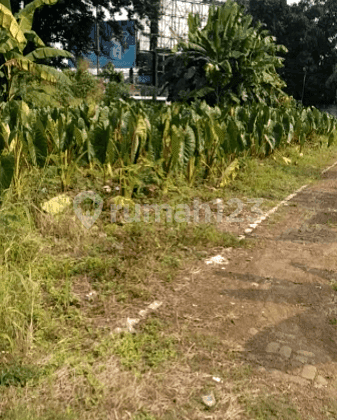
(247, 0, 337, 105)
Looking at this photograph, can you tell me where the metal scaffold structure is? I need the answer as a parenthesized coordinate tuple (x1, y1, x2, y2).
(138, 0, 222, 52)
(134, 0, 225, 96)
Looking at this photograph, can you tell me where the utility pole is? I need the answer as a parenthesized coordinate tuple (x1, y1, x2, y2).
(301, 67, 307, 104)
(96, 5, 100, 76)
(150, 5, 159, 101)
(153, 49, 158, 101)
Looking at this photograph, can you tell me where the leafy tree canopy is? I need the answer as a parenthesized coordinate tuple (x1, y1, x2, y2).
(247, 0, 337, 105)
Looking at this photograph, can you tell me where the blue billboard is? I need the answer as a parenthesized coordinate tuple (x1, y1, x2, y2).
(69, 20, 136, 69)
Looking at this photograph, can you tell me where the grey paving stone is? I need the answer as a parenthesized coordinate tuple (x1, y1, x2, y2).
(301, 365, 317, 381)
(279, 345, 292, 359)
(287, 374, 310, 386)
(315, 375, 328, 387)
(297, 350, 315, 358)
(266, 342, 280, 353)
(294, 355, 307, 364)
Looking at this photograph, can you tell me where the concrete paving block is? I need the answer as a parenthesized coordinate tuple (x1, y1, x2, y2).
(301, 365, 317, 381)
(294, 355, 307, 364)
(249, 328, 259, 336)
(266, 342, 280, 353)
(279, 345, 292, 359)
(297, 350, 315, 358)
(315, 375, 328, 387)
(287, 374, 310, 386)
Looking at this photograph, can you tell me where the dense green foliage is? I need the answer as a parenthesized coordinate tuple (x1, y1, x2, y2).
(0, 1, 336, 199)
(247, 0, 337, 105)
(0, 97, 335, 196)
(162, 0, 287, 108)
(63, 59, 99, 100)
(98, 62, 124, 84)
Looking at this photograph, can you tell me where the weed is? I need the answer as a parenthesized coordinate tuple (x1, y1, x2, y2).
(133, 411, 157, 420)
(245, 394, 302, 420)
(1, 406, 77, 420)
(111, 318, 177, 372)
(0, 363, 43, 387)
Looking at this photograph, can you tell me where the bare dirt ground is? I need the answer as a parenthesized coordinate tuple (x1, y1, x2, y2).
(156, 164, 337, 418)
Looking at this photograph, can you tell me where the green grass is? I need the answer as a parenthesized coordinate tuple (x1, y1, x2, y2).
(245, 394, 302, 420)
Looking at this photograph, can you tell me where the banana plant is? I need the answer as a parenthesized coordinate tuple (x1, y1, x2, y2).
(0, 0, 73, 102)
(163, 0, 288, 107)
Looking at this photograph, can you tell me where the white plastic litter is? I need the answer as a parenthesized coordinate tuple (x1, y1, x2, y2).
(201, 392, 216, 407)
(139, 300, 163, 317)
(205, 255, 229, 265)
(126, 318, 140, 333)
(103, 185, 112, 193)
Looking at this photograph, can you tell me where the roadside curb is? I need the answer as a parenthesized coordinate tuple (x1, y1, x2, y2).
(238, 158, 337, 241)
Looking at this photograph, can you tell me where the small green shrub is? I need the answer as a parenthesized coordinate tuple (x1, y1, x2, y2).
(102, 81, 131, 104)
(65, 59, 98, 99)
(0, 363, 42, 387)
(98, 62, 124, 83)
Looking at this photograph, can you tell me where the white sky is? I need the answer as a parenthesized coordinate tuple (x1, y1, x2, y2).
(112, 0, 302, 19)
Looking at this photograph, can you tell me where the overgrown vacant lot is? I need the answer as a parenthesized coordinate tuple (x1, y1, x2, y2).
(2, 0, 337, 418)
(2, 134, 337, 420)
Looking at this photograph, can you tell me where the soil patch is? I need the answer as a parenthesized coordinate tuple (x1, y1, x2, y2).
(161, 166, 337, 419)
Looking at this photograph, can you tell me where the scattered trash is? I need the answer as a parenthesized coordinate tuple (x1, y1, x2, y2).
(126, 318, 140, 333)
(114, 327, 125, 334)
(85, 291, 97, 301)
(102, 185, 112, 193)
(41, 194, 72, 215)
(139, 300, 163, 317)
(114, 301, 163, 334)
(114, 317, 140, 334)
(181, 246, 193, 253)
(201, 392, 216, 407)
(251, 282, 259, 287)
(40, 187, 48, 194)
(148, 301, 162, 310)
(205, 255, 229, 265)
(212, 376, 222, 383)
(282, 156, 292, 165)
